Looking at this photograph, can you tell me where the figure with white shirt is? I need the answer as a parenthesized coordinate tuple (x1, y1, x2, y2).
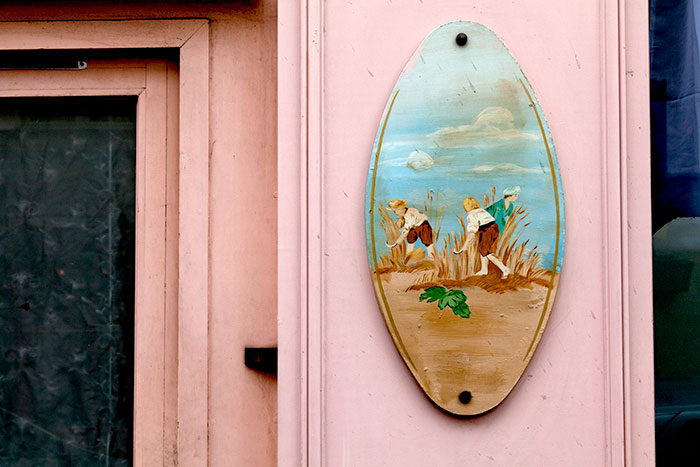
(454, 196, 512, 278)
(385, 199, 437, 259)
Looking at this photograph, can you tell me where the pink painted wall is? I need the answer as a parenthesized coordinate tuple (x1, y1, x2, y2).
(0, 2, 279, 465)
(323, 5, 606, 462)
(279, 0, 654, 465)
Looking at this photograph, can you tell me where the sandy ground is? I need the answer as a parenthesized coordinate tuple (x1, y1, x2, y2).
(376, 271, 558, 416)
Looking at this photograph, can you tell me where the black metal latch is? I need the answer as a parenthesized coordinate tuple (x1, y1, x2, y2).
(244, 347, 277, 375)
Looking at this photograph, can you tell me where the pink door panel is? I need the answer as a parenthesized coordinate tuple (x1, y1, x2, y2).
(278, 1, 654, 465)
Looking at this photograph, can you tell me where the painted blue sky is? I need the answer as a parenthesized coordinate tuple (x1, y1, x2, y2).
(367, 22, 565, 271)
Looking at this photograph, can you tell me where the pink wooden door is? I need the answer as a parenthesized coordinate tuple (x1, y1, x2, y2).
(278, 0, 654, 465)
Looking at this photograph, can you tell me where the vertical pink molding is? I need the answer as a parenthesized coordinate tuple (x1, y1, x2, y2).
(602, 1, 626, 465)
(277, 1, 329, 465)
(305, 1, 325, 466)
(278, 1, 306, 465)
(277, 1, 328, 465)
(177, 22, 210, 467)
(134, 59, 168, 467)
(163, 58, 180, 466)
(604, 0, 655, 464)
(621, 0, 655, 464)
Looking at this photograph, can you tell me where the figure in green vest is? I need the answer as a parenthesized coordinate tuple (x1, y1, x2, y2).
(485, 185, 520, 234)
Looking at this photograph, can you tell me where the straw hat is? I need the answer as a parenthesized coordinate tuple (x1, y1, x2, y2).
(387, 199, 408, 211)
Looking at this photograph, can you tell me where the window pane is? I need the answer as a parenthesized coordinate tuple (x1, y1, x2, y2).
(0, 97, 136, 465)
(651, 0, 700, 464)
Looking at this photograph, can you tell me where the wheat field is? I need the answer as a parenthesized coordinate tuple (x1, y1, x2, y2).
(376, 186, 551, 293)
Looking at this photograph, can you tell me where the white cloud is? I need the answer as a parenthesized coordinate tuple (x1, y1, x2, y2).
(467, 163, 549, 174)
(406, 150, 434, 171)
(428, 107, 539, 148)
(380, 150, 436, 171)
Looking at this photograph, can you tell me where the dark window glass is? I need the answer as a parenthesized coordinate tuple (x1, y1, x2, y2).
(0, 97, 135, 466)
(651, 0, 700, 464)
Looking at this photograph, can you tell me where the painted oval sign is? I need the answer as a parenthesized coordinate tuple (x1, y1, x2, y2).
(365, 21, 565, 416)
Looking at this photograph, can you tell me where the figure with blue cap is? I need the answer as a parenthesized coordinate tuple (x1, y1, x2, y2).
(486, 186, 520, 233)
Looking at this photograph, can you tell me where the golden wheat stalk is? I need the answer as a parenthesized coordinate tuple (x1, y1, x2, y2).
(411, 186, 548, 291)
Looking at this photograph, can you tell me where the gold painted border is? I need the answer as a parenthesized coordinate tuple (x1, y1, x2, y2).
(369, 89, 418, 373)
(520, 78, 562, 360)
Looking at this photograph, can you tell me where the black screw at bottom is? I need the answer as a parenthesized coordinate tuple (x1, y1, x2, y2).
(459, 391, 472, 404)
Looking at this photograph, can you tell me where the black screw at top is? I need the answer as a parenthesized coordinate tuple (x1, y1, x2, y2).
(456, 33, 468, 46)
(459, 390, 472, 404)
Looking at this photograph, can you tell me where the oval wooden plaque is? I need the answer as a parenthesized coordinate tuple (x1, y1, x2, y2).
(365, 21, 565, 416)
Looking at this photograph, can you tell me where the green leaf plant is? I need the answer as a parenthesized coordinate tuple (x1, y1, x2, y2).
(419, 286, 471, 319)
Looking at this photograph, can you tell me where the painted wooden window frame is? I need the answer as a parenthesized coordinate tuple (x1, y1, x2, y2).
(277, 0, 654, 465)
(0, 20, 210, 466)
(0, 56, 179, 465)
